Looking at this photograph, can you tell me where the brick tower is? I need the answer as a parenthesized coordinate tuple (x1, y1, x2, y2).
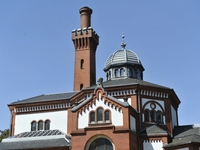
(72, 7, 99, 91)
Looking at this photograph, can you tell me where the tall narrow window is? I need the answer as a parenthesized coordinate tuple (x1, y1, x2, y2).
(105, 110, 110, 122)
(106, 73, 109, 81)
(80, 59, 84, 69)
(31, 121, 36, 131)
(151, 111, 156, 122)
(144, 110, 150, 122)
(157, 111, 162, 124)
(108, 71, 111, 80)
(134, 69, 139, 78)
(128, 68, 133, 77)
(90, 112, 95, 123)
(114, 69, 119, 77)
(80, 84, 83, 90)
(97, 108, 103, 123)
(120, 68, 125, 76)
(45, 120, 50, 130)
(38, 120, 43, 130)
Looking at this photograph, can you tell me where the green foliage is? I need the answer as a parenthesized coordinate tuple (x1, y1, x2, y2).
(0, 129, 9, 142)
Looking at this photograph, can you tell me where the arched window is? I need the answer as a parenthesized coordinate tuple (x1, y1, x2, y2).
(80, 59, 84, 69)
(108, 71, 111, 80)
(38, 120, 43, 130)
(144, 110, 150, 122)
(80, 84, 83, 90)
(157, 111, 162, 124)
(128, 68, 132, 77)
(151, 110, 156, 122)
(89, 138, 113, 150)
(44, 120, 50, 130)
(97, 108, 103, 123)
(114, 69, 119, 77)
(104, 110, 110, 122)
(134, 69, 138, 78)
(120, 68, 125, 76)
(90, 112, 95, 123)
(31, 121, 36, 131)
(106, 72, 109, 81)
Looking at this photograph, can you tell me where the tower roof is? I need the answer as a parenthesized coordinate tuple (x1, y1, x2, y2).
(104, 49, 143, 71)
(104, 33, 144, 72)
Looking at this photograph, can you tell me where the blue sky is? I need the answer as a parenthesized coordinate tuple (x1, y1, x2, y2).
(0, 0, 200, 130)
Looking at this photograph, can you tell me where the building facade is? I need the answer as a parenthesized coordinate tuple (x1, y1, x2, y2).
(0, 6, 200, 150)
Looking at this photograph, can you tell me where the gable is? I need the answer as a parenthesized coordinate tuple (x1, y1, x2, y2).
(71, 87, 129, 129)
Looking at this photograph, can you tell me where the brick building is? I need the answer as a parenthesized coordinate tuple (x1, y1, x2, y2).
(0, 6, 200, 150)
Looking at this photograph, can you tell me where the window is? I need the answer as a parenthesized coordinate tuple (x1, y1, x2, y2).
(144, 110, 150, 122)
(128, 68, 133, 77)
(120, 68, 125, 76)
(106, 71, 111, 81)
(31, 119, 51, 131)
(80, 59, 84, 69)
(80, 84, 83, 90)
(90, 112, 95, 123)
(106, 73, 109, 81)
(157, 111, 162, 124)
(45, 120, 50, 130)
(144, 109, 163, 124)
(105, 110, 110, 122)
(31, 121, 36, 131)
(151, 110, 156, 122)
(38, 120, 43, 130)
(108, 71, 111, 80)
(89, 108, 111, 124)
(114, 69, 119, 77)
(97, 108, 103, 123)
(89, 138, 113, 150)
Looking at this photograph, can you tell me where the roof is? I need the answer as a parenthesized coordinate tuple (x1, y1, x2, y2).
(85, 78, 171, 90)
(8, 92, 78, 105)
(163, 125, 200, 148)
(9, 78, 171, 106)
(163, 134, 200, 148)
(104, 49, 143, 71)
(139, 125, 168, 136)
(0, 130, 71, 150)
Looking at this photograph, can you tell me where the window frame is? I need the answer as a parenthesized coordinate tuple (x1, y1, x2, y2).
(80, 59, 84, 69)
(114, 69, 119, 77)
(89, 108, 111, 125)
(44, 119, 51, 130)
(89, 138, 113, 150)
(31, 121, 37, 131)
(144, 109, 163, 124)
(120, 68, 125, 76)
(104, 110, 111, 123)
(38, 120, 44, 130)
(144, 109, 150, 122)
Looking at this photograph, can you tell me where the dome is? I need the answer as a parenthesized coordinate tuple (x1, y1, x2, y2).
(104, 49, 143, 71)
(103, 35, 145, 81)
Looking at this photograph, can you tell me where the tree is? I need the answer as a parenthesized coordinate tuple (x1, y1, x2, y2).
(0, 129, 9, 142)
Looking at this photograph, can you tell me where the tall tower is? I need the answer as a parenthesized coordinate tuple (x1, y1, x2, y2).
(72, 7, 99, 91)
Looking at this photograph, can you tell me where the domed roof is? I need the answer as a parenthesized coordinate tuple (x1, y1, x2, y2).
(104, 49, 143, 71)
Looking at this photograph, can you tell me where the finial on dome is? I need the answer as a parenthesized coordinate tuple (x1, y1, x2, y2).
(121, 32, 126, 50)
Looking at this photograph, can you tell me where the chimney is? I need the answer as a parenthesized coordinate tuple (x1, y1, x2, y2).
(79, 7, 92, 28)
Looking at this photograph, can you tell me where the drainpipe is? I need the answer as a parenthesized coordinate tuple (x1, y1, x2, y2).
(137, 86, 141, 150)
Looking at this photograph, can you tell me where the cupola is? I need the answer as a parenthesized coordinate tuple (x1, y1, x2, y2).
(104, 34, 144, 81)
